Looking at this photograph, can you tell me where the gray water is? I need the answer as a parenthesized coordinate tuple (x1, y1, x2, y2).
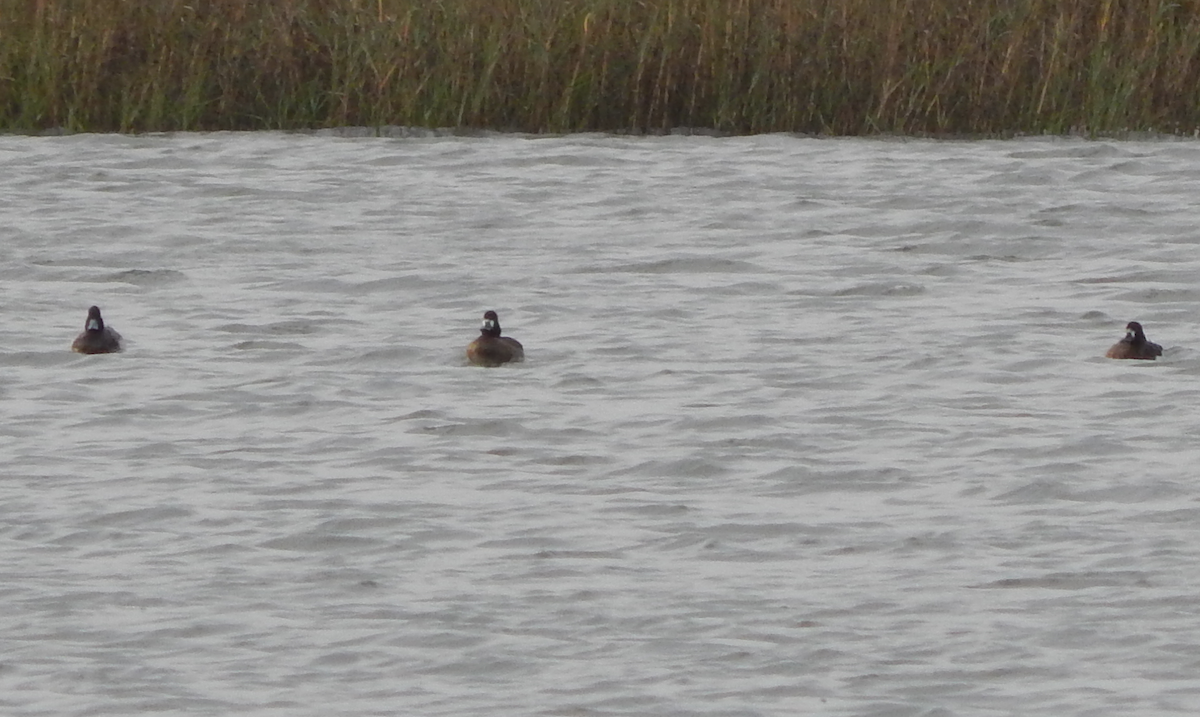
(3, 131, 1200, 716)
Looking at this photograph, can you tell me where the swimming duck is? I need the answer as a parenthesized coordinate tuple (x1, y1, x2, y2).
(71, 305, 123, 354)
(466, 310, 524, 367)
(1105, 321, 1162, 360)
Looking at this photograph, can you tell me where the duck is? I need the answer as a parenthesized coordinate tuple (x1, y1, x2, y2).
(71, 305, 123, 354)
(466, 310, 524, 367)
(1105, 321, 1162, 360)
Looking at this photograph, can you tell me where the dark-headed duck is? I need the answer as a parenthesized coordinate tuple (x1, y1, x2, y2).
(1105, 321, 1162, 360)
(71, 306, 123, 354)
(466, 310, 524, 367)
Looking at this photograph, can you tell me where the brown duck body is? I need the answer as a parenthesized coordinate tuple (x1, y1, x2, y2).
(1105, 321, 1162, 360)
(467, 335, 524, 367)
(466, 310, 524, 367)
(71, 306, 123, 354)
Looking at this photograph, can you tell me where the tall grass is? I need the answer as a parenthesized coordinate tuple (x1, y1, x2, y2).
(2, 0, 1199, 134)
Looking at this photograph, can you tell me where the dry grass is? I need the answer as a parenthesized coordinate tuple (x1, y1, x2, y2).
(2, 0, 1199, 134)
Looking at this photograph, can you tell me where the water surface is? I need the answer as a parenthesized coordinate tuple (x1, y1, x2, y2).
(3, 131, 1200, 716)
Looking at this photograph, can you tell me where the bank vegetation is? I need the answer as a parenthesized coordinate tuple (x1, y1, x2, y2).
(2, 0, 1198, 135)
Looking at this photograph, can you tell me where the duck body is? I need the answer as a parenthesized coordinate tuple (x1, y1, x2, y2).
(1105, 321, 1161, 360)
(71, 306, 123, 354)
(466, 310, 524, 367)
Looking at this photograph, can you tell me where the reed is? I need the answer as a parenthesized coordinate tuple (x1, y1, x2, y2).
(2, 0, 1199, 135)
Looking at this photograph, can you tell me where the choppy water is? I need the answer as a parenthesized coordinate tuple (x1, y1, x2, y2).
(3, 130, 1200, 716)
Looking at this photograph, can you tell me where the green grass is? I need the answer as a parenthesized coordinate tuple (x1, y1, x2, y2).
(2, 0, 1199, 135)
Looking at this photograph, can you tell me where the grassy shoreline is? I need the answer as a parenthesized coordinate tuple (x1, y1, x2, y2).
(3, 0, 1200, 135)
